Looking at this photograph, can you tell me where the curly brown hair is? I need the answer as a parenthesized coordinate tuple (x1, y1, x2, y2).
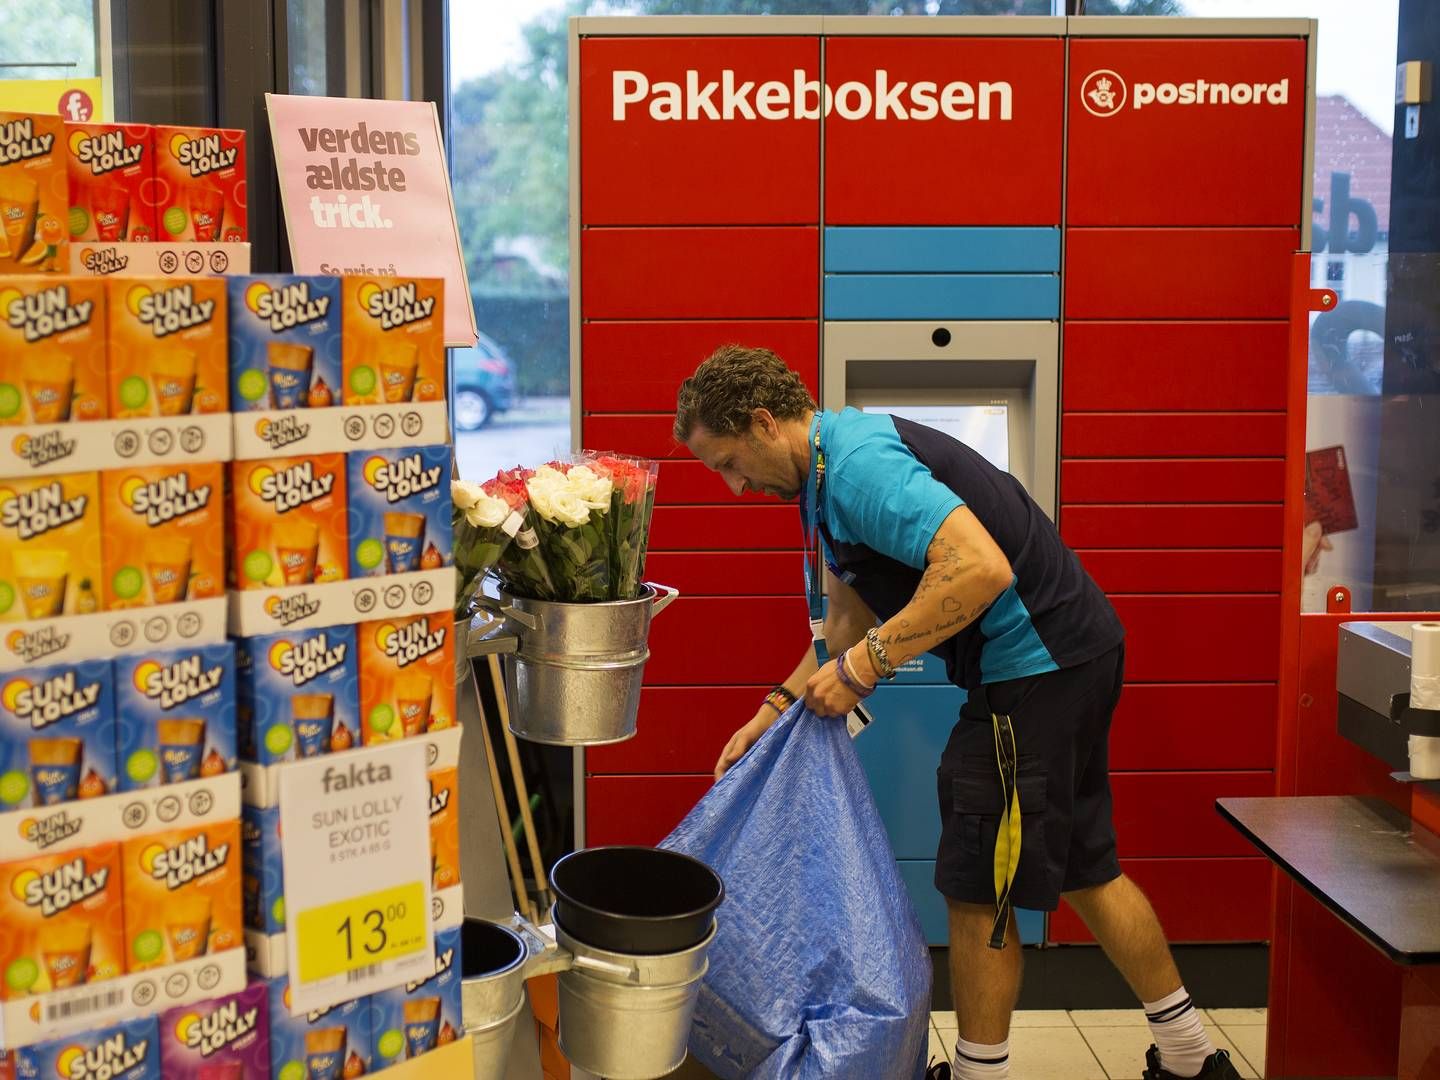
(673, 345, 817, 442)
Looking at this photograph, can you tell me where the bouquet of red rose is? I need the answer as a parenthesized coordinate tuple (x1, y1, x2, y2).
(487, 467, 558, 601)
(451, 475, 527, 616)
(586, 453, 660, 600)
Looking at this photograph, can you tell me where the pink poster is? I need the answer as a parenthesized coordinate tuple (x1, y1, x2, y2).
(265, 93, 478, 346)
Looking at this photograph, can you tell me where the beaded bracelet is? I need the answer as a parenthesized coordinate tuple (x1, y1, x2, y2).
(835, 649, 874, 698)
(763, 686, 795, 714)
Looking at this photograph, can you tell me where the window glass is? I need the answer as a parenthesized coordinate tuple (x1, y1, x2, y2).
(288, 0, 371, 99)
(449, 2, 570, 480)
(0, 0, 98, 81)
(1198, 1, 1440, 613)
(289, 0, 335, 97)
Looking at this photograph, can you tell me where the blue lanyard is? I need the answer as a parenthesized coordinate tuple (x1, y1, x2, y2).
(802, 411, 824, 618)
(802, 411, 857, 615)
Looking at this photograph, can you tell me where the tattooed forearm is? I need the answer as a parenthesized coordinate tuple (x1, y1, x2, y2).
(883, 601, 989, 647)
(870, 537, 1008, 668)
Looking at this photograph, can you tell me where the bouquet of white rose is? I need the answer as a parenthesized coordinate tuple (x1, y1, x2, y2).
(515, 462, 615, 603)
(451, 476, 526, 615)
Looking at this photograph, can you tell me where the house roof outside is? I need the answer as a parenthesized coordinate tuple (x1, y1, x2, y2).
(1313, 93, 1393, 238)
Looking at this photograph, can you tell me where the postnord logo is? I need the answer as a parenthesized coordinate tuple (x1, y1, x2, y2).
(1081, 69, 1290, 116)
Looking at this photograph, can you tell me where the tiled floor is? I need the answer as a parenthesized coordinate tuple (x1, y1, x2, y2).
(928, 1008, 1267, 1079)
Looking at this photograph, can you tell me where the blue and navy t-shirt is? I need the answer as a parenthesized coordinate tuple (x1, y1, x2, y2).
(811, 408, 1124, 688)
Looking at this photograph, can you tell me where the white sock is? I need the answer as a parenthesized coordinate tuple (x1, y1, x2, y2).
(1144, 986, 1215, 1077)
(952, 1036, 1009, 1080)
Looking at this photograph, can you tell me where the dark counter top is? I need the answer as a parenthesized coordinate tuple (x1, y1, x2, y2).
(1217, 795, 1440, 966)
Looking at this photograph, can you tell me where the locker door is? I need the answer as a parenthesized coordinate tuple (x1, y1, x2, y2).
(580, 35, 821, 225)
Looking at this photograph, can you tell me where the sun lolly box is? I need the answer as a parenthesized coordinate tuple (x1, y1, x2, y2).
(159, 981, 270, 1079)
(15, 1016, 160, 1080)
(0, 471, 103, 622)
(106, 278, 228, 417)
(0, 841, 124, 1001)
(236, 624, 359, 764)
(0, 277, 107, 426)
(230, 455, 348, 590)
(367, 923, 461, 1069)
(358, 612, 454, 745)
(228, 276, 340, 412)
(121, 818, 242, 972)
(100, 462, 225, 610)
(266, 976, 371, 1080)
(428, 766, 459, 892)
(152, 126, 246, 243)
(65, 123, 156, 244)
(114, 642, 236, 791)
(0, 113, 67, 275)
(240, 803, 283, 936)
(348, 447, 451, 578)
(341, 276, 444, 405)
(0, 657, 115, 810)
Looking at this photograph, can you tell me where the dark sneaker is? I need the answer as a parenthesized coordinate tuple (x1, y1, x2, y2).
(925, 1059, 951, 1080)
(1143, 1044, 1243, 1080)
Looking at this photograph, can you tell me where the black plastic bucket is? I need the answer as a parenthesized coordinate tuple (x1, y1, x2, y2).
(550, 846, 723, 955)
(461, 918, 526, 976)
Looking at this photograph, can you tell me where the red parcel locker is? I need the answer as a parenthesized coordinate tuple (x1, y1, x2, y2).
(588, 685, 775, 774)
(823, 36, 1065, 225)
(582, 320, 819, 413)
(580, 226, 819, 320)
(580, 36, 821, 225)
(1064, 227, 1298, 320)
(572, 22, 1312, 958)
(1062, 321, 1291, 413)
(1066, 37, 1308, 226)
(1108, 683, 1279, 771)
(1050, 858, 1273, 943)
(586, 775, 715, 847)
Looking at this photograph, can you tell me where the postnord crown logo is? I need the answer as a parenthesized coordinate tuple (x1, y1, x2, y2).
(1081, 70, 1126, 117)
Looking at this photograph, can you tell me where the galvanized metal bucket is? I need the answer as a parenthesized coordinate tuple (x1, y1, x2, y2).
(459, 919, 528, 1080)
(464, 909, 714, 1080)
(466, 583, 679, 746)
(553, 916, 714, 1080)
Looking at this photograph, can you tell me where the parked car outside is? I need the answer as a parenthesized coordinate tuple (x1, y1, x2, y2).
(450, 330, 517, 430)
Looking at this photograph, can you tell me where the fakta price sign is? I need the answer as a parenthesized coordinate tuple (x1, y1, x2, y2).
(279, 740, 435, 1013)
(265, 93, 479, 346)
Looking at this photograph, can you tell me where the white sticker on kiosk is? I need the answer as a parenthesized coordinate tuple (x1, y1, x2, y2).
(279, 741, 435, 1013)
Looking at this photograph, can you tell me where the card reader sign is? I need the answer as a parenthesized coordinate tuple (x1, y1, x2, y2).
(1305, 445, 1359, 535)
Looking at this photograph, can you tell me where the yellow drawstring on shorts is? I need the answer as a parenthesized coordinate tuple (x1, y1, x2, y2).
(990, 712, 1020, 950)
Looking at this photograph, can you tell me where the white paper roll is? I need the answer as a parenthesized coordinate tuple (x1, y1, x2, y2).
(1408, 624, 1440, 779)
(1409, 735, 1440, 781)
(1412, 622, 1440, 711)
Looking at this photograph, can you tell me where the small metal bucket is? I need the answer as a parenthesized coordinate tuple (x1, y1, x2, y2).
(467, 583, 679, 746)
(554, 916, 714, 1080)
(460, 919, 529, 1080)
(471, 906, 717, 1080)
